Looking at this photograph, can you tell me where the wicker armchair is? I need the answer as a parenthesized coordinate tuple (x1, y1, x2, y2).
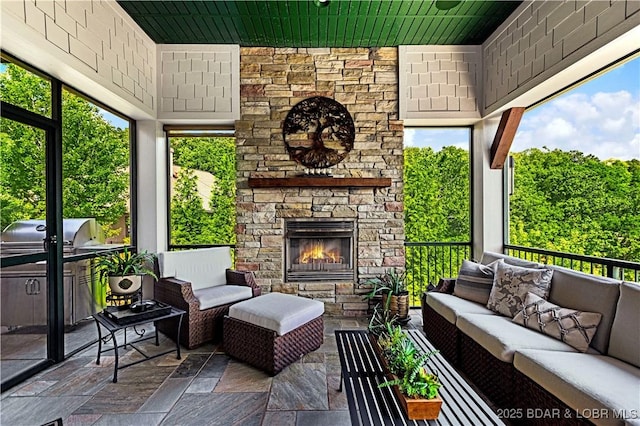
(155, 247, 261, 349)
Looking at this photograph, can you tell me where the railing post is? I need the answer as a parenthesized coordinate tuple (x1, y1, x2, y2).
(606, 264, 614, 278)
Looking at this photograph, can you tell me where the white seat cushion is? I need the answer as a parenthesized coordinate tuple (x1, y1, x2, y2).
(228, 293, 324, 336)
(159, 247, 232, 291)
(426, 292, 496, 324)
(457, 313, 582, 363)
(514, 349, 640, 426)
(193, 285, 253, 310)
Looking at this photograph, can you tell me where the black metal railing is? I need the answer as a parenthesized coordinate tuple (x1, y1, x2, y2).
(404, 241, 472, 307)
(505, 245, 640, 283)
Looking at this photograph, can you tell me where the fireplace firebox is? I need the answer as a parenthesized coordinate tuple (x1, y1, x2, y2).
(285, 220, 356, 282)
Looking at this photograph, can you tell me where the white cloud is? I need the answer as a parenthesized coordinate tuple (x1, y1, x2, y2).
(514, 88, 639, 160)
(592, 91, 632, 113)
(542, 117, 577, 140)
(601, 117, 626, 133)
(404, 129, 416, 146)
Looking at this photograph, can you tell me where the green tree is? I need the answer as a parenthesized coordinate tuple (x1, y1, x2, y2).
(509, 148, 640, 263)
(170, 136, 236, 245)
(1, 63, 129, 234)
(170, 169, 210, 244)
(404, 146, 469, 242)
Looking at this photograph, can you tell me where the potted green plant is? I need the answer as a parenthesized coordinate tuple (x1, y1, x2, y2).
(95, 248, 157, 295)
(374, 323, 442, 420)
(364, 268, 410, 322)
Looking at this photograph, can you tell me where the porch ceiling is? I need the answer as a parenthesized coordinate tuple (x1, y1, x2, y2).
(116, 0, 522, 47)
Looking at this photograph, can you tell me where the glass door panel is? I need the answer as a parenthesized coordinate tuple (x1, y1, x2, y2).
(0, 259, 49, 379)
(1, 75, 51, 386)
(60, 90, 131, 356)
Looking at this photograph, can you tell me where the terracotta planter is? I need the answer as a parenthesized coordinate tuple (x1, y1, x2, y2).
(108, 274, 142, 295)
(382, 292, 410, 320)
(391, 384, 443, 420)
(369, 333, 442, 420)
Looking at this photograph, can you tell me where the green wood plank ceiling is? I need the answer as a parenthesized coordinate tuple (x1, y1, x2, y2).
(116, 0, 522, 47)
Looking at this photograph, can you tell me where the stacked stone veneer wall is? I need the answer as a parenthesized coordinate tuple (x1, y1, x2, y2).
(235, 47, 404, 316)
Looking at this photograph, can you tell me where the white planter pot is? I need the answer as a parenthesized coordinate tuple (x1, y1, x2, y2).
(108, 274, 142, 295)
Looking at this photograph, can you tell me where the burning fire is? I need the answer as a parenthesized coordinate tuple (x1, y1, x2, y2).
(298, 242, 340, 264)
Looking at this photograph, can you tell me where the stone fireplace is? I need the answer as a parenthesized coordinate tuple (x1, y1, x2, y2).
(235, 47, 404, 316)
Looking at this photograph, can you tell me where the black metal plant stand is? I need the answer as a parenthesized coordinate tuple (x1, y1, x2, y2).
(93, 305, 185, 383)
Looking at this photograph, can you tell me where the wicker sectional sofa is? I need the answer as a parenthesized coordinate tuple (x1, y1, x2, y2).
(421, 251, 639, 426)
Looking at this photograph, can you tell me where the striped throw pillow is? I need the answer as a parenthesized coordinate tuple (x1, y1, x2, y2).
(453, 260, 495, 304)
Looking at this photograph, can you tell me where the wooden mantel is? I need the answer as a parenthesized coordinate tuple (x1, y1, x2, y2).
(248, 177, 392, 188)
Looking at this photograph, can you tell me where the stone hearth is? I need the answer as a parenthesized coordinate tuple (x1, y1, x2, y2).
(235, 47, 404, 316)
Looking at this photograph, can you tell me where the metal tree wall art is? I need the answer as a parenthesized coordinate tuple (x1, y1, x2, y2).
(282, 96, 355, 169)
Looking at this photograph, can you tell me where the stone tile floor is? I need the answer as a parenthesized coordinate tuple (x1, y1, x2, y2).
(1, 310, 423, 426)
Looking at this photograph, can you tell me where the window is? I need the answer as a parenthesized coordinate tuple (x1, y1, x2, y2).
(62, 89, 131, 246)
(403, 127, 472, 302)
(509, 56, 640, 266)
(166, 127, 236, 249)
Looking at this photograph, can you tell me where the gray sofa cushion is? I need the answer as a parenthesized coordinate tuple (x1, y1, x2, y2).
(514, 349, 640, 426)
(426, 292, 496, 324)
(548, 266, 621, 354)
(453, 260, 495, 304)
(457, 313, 580, 363)
(608, 282, 640, 368)
(481, 251, 540, 268)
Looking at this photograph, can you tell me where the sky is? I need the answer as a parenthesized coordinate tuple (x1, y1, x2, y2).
(405, 56, 640, 161)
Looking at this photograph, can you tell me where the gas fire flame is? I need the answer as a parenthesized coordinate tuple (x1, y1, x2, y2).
(297, 242, 340, 264)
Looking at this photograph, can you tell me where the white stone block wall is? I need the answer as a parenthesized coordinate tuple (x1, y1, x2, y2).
(399, 46, 482, 121)
(484, 0, 640, 114)
(157, 45, 240, 121)
(1, 0, 156, 116)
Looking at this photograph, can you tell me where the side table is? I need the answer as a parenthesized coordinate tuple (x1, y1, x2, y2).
(93, 305, 185, 383)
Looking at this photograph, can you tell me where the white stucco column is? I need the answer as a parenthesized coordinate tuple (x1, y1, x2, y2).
(471, 115, 505, 260)
(136, 120, 167, 254)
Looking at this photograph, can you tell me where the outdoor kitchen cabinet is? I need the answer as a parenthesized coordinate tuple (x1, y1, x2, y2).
(0, 267, 93, 328)
(1, 218, 106, 329)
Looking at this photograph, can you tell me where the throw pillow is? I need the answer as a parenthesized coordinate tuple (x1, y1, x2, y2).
(432, 277, 456, 294)
(513, 292, 602, 352)
(453, 260, 495, 304)
(486, 259, 553, 317)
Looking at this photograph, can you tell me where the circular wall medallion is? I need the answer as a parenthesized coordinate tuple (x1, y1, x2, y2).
(282, 96, 355, 169)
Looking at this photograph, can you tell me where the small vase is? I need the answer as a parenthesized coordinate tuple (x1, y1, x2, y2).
(108, 274, 142, 295)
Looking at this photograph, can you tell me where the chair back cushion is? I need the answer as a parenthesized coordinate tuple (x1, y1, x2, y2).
(158, 247, 232, 291)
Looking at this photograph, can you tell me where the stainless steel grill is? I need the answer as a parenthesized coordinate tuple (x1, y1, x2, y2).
(1, 218, 107, 327)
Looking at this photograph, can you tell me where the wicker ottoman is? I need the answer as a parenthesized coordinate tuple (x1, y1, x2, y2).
(223, 293, 324, 375)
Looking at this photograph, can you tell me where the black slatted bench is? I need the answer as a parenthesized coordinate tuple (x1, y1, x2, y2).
(335, 329, 505, 426)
